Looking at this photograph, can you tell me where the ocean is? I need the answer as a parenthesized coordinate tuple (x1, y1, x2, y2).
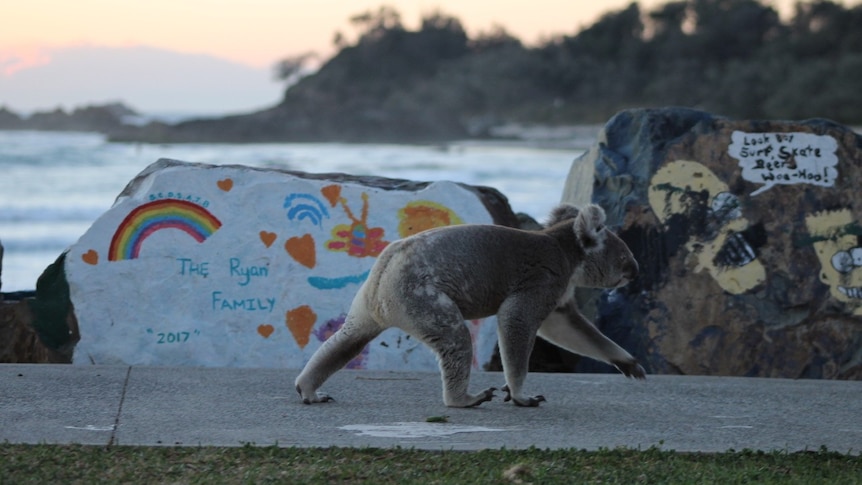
(0, 130, 589, 292)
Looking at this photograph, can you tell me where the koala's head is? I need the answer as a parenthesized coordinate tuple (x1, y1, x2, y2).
(551, 203, 639, 289)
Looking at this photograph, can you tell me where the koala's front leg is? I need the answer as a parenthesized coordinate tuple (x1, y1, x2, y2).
(537, 299, 646, 380)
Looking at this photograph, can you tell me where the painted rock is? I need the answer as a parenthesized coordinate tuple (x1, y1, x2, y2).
(63, 159, 518, 368)
(562, 107, 862, 379)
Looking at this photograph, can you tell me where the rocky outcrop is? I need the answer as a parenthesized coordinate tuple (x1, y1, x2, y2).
(0, 103, 137, 133)
(50, 159, 518, 368)
(0, 107, 24, 129)
(0, 254, 79, 363)
(562, 107, 862, 379)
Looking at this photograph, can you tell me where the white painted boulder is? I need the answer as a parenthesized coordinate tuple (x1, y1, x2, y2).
(64, 159, 519, 369)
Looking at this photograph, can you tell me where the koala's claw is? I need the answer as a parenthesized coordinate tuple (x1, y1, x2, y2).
(501, 385, 546, 407)
(614, 361, 647, 380)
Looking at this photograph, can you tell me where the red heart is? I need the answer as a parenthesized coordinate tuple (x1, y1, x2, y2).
(285, 234, 316, 269)
(82, 249, 99, 265)
(257, 324, 275, 338)
(259, 231, 277, 248)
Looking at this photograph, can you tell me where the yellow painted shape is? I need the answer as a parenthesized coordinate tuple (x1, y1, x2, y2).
(649, 160, 765, 294)
(805, 209, 862, 314)
(397, 200, 464, 238)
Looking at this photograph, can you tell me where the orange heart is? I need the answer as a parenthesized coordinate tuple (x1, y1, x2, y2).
(217, 178, 233, 191)
(259, 231, 277, 248)
(286, 305, 317, 349)
(285, 234, 316, 269)
(321, 184, 341, 207)
(257, 324, 275, 339)
(82, 249, 99, 265)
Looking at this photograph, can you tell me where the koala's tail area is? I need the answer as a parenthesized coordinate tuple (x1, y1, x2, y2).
(536, 299, 645, 379)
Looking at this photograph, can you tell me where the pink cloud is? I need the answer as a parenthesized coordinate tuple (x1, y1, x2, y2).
(0, 47, 52, 77)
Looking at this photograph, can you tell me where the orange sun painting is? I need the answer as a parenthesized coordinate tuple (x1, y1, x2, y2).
(398, 200, 464, 238)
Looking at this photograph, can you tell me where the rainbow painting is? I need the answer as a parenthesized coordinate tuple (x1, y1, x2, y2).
(108, 199, 222, 261)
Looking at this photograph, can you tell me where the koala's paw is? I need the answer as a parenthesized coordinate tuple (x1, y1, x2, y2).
(445, 387, 496, 407)
(303, 394, 335, 404)
(614, 360, 647, 380)
(501, 385, 546, 407)
(466, 387, 497, 408)
(296, 385, 335, 404)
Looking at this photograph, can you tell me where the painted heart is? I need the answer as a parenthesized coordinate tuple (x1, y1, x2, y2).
(286, 305, 317, 349)
(321, 184, 341, 207)
(217, 178, 233, 191)
(285, 234, 316, 269)
(257, 324, 275, 339)
(259, 231, 277, 248)
(82, 249, 99, 265)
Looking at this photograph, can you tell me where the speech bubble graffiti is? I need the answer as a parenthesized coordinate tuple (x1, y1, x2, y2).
(728, 131, 839, 196)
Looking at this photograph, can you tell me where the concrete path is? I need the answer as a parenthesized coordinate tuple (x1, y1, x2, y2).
(1, 364, 860, 453)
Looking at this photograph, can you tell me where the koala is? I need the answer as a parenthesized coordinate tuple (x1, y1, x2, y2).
(295, 203, 644, 408)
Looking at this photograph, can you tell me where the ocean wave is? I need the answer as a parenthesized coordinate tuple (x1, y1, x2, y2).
(0, 206, 105, 223)
(1, 133, 577, 293)
(0, 236, 76, 253)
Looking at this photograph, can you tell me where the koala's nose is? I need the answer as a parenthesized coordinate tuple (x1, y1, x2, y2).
(624, 259, 639, 281)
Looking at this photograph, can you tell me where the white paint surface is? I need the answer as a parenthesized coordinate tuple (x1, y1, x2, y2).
(728, 131, 839, 196)
(339, 422, 508, 438)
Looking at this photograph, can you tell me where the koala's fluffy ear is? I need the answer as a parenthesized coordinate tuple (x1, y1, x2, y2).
(547, 203, 580, 227)
(573, 204, 607, 251)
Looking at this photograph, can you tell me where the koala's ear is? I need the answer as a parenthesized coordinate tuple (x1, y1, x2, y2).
(573, 204, 607, 251)
(546, 203, 579, 227)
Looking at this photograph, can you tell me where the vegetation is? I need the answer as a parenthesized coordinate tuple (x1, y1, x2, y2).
(2, 444, 861, 484)
(6, 0, 862, 142)
(171, 0, 862, 142)
(278, 0, 862, 135)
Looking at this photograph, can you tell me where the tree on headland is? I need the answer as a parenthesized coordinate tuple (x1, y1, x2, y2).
(15, 0, 862, 142)
(272, 52, 317, 86)
(265, 0, 862, 140)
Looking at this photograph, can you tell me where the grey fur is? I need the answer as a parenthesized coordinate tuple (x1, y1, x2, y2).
(295, 203, 643, 407)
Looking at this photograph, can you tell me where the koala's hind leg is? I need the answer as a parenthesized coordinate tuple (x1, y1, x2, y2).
(537, 299, 646, 379)
(412, 300, 495, 408)
(497, 293, 555, 407)
(294, 301, 382, 404)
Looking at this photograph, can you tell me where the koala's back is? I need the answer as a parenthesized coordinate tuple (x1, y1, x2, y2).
(367, 224, 570, 321)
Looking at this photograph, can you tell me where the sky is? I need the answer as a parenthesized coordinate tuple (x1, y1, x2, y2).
(1, 0, 859, 115)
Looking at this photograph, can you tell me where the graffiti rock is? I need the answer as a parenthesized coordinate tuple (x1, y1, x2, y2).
(0, 299, 79, 363)
(46, 158, 519, 369)
(1, 299, 42, 362)
(561, 107, 862, 379)
(0, 254, 79, 363)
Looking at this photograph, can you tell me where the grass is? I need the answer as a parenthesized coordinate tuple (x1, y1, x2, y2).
(1, 444, 860, 484)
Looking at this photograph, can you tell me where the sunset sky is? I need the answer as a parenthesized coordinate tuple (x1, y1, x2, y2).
(1, 0, 858, 114)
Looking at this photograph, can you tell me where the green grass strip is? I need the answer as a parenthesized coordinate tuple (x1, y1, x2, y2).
(1, 444, 860, 484)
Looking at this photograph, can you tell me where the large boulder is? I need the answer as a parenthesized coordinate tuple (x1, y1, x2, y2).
(58, 159, 519, 369)
(0, 254, 79, 363)
(563, 107, 862, 379)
